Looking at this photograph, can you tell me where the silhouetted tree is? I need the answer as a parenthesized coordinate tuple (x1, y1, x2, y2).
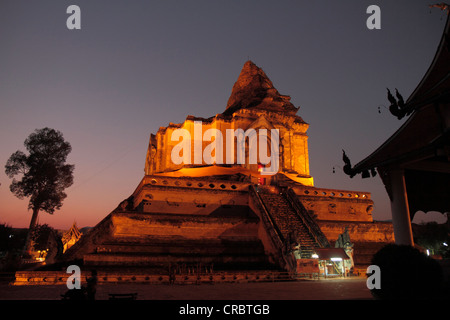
(30, 224, 56, 251)
(414, 221, 450, 258)
(4, 128, 74, 256)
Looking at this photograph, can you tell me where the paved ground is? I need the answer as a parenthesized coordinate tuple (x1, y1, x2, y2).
(0, 278, 373, 300)
(3, 278, 431, 320)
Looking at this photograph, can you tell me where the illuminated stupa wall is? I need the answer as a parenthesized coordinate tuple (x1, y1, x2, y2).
(144, 61, 313, 186)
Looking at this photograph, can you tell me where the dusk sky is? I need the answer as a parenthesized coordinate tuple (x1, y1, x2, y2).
(0, 1, 447, 230)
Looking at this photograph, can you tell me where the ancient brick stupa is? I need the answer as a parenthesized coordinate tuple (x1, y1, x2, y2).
(62, 61, 394, 272)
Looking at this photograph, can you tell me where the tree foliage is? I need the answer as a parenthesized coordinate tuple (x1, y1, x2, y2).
(5, 127, 74, 214)
(414, 221, 450, 258)
(30, 224, 57, 251)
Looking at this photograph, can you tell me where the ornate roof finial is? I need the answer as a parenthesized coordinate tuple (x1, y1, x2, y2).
(429, 2, 450, 15)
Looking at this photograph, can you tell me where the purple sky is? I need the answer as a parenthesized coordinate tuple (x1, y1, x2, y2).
(0, 1, 447, 229)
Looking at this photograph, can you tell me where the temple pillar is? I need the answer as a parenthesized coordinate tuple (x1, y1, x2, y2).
(388, 169, 414, 246)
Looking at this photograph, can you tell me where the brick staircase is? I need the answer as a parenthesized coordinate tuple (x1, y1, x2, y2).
(256, 187, 321, 258)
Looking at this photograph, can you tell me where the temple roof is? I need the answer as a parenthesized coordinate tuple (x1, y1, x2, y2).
(351, 16, 450, 174)
(404, 16, 450, 111)
(62, 222, 82, 243)
(348, 16, 450, 215)
(223, 61, 300, 116)
(315, 248, 350, 260)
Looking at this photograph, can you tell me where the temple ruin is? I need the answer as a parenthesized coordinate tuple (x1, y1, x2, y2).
(62, 61, 394, 275)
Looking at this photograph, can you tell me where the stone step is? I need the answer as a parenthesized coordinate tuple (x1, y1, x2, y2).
(96, 240, 266, 256)
(14, 269, 291, 285)
(103, 237, 262, 246)
(84, 252, 272, 268)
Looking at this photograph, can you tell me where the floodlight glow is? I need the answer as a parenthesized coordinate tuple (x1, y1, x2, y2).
(330, 257, 342, 261)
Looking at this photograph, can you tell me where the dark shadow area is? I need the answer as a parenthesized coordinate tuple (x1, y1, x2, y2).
(369, 244, 449, 299)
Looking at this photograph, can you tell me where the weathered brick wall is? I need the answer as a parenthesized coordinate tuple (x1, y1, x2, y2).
(111, 212, 260, 241)
(147, 106, 312, 180)
(317, 220, 395, 243)
(132, 175, 250, 214)
(292, 186, 374, 222)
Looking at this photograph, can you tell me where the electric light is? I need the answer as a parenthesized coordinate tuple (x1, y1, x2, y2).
(330, 257, 342, 261)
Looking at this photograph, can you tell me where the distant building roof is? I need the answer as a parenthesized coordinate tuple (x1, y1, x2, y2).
(61, 222, 82, 244)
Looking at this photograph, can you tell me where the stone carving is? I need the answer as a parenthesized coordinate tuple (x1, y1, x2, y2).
(328, 203, 336, 214)
(145, 134, 157, 175)
(116, 196, 135, 212)
(286, 231, 302, 259)
(335, 227, 354, 272)
(335, 227, 351, 248)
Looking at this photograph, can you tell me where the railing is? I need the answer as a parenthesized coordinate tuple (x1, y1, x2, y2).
(331, 261, 344, 277)
(284, 188, 330, 248)
(249, 185, 285, 248)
